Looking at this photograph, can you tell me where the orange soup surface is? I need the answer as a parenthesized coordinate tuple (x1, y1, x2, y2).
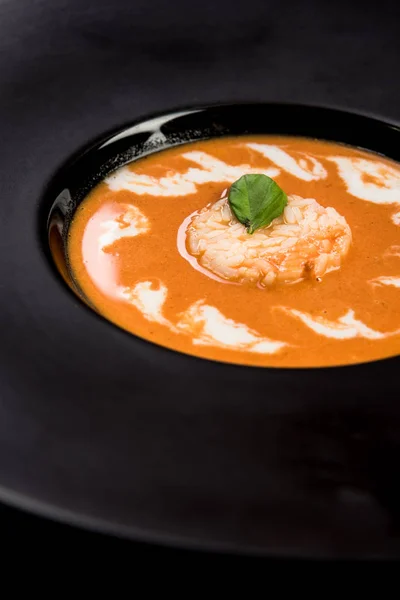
(66, 136, 400, 367)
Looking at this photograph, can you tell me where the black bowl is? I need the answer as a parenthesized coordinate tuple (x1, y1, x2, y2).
(13, 103, 397, 557)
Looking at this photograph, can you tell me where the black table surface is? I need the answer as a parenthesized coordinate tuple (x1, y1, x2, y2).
(0, 500, 269, 562)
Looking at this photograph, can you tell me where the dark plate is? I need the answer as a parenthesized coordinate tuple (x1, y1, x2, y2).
(1, 0, 400, 558)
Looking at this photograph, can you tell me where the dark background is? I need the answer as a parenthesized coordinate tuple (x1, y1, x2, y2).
(1, 0, 399, 558)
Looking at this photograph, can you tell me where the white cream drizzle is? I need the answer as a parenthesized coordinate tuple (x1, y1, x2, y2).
(283, 308, 399, 340)
(370, 276, 400, 289)
(82, 203, 149, 299)
(98, 204, 150, 248)
(106, 169, 197, 196)
(176, 300, 286, 353)
(392, 212, 400, 226)
(246, 143, 328, 181)
(181, 151, 280, 182)
(384, 245, 400, 258)
(120, 281, 173, 328)
(106, 151, 279, 197)
(117, 281, 286, 353)
(327, 156, 400, 206)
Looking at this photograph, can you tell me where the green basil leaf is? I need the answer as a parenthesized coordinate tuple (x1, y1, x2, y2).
(228, 174, 288, 234)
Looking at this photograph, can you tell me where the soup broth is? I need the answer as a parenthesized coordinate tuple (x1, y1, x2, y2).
(66, 136, 400, 367)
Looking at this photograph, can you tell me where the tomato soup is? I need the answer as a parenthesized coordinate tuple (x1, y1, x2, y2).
(66, 136, 400, 367)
